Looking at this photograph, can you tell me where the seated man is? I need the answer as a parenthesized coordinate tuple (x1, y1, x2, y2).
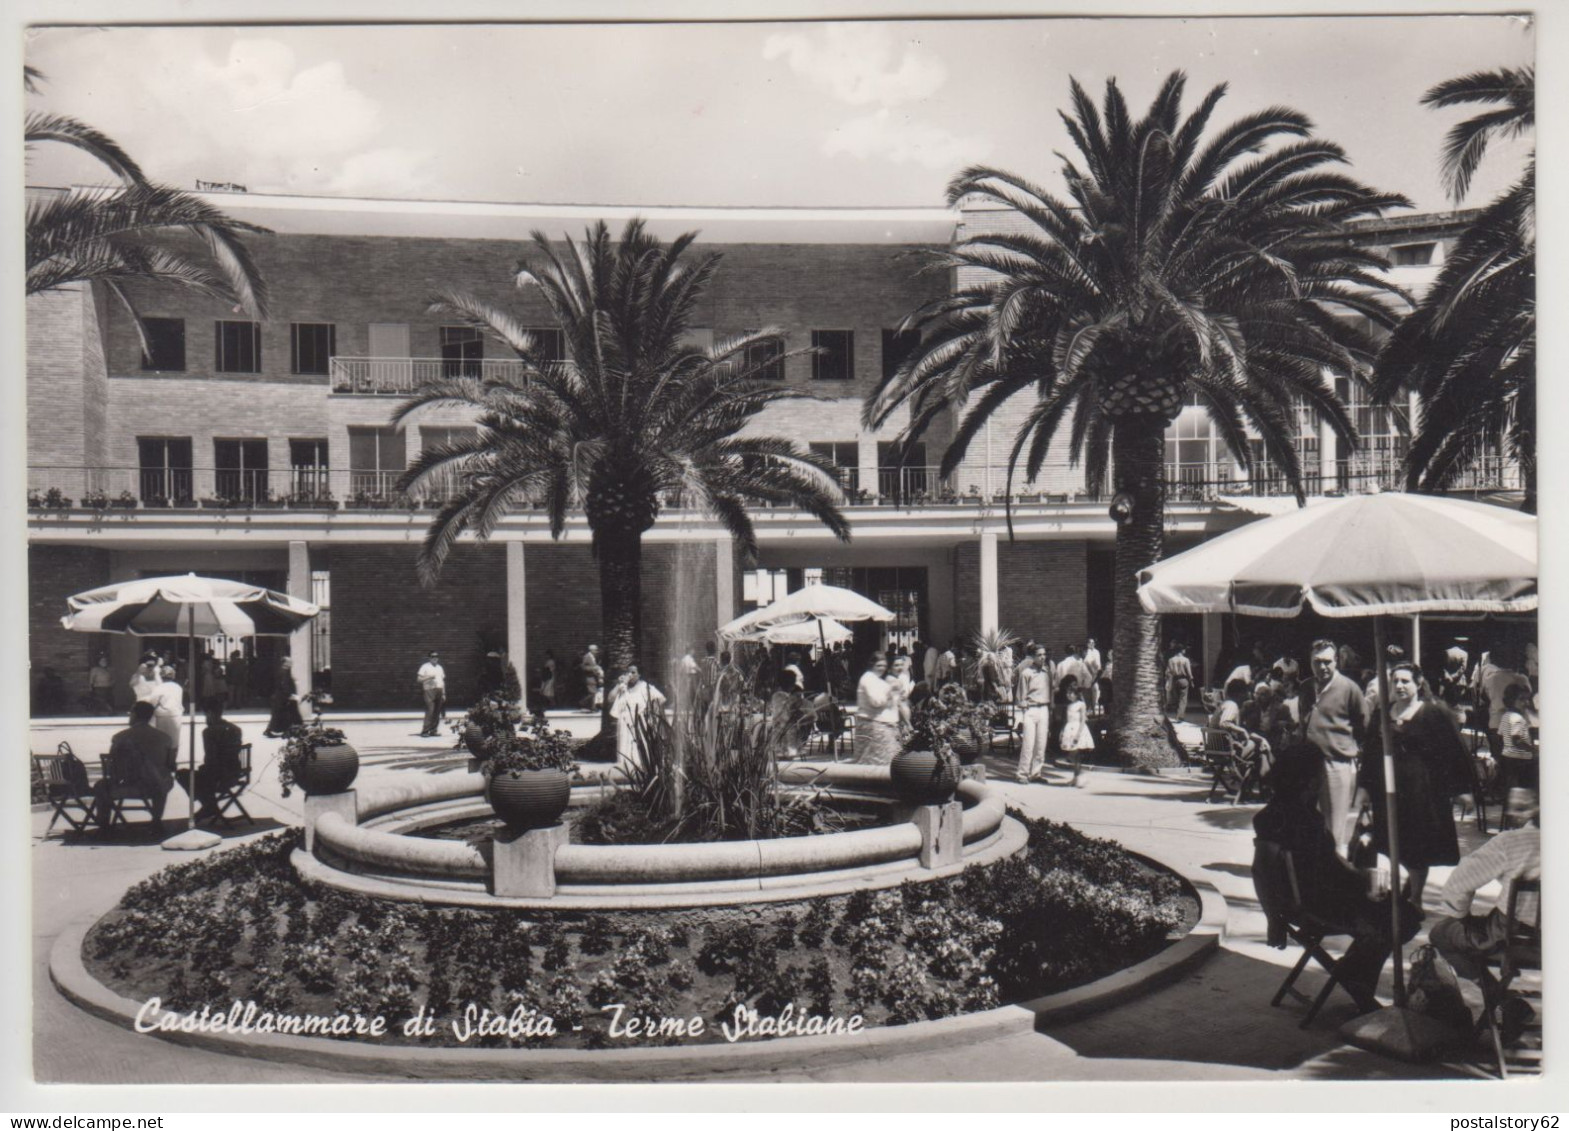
(1429, 790, 1540, 1036)
(94, 701, 177, 827)
(1253, 743, 1422, 1012)
(177, 698, 244, 823)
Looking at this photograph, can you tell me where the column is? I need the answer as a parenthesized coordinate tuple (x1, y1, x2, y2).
(288, 541, 313, 687)
(714, 538, 735, 634)
(979, 530, 999, 636)
(1202, 613, 1222, 690)
(857, 435, 880, 500)
(506, 541, 527, 697)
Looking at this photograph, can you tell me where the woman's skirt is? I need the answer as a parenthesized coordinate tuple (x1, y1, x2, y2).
(853, 717, 900, 765)
(153, 712, 181, 751)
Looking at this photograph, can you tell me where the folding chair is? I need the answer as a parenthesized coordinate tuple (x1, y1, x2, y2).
(34, 742, 97, 835)
(807, 700, 847, 762)
(1476, 877, 1542, 1078)
(97, 749, 164, 833)
(1260, 842, 1363, 1028)
(989, 703, 1017, 759)
(207, 743, 255, 829)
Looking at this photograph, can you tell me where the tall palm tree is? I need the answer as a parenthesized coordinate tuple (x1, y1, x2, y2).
(1371, 67, 1534, 511)
(25, 68, 270, 328)
(395, 219, 851, 736)
(866, 72, 1408, 769)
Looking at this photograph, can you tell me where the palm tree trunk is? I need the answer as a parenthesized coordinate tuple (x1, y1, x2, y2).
(596, 526, 643, 746)
(1109, 418, 1181, 770)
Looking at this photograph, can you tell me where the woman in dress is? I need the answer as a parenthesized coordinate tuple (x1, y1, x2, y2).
(853, 652, 903, 765)
(152, 664, 184, 751)
(1354, 661, 1474, 901)
(1058, 677, 1095, 787)
(264, 656, 304, 738)
(609, 664, 667, 770)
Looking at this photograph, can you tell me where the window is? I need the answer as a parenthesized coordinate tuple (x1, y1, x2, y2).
(291, 323, 336, 375)
(812, 330, 854, 382)
(140, 318, 186, 372)
(745, 335, 785, 382)
(310, 571, 332, 678)
(440, 325, 484, 378)
(418, 426, 478, 499)
(137, 436, 193, 504)
(527, 327, 566, 366)
(881, 328, 919, 382)
(809, 441, 861, 494)
(347, 426, 406, 497)
(215, 321, 262, 373)
(214, 438, 269, 501)
(1390, 242, 1436, 267)
(1334, 375, 1408, 490)
(877, 440, 928, 497)
(290, 438, 330, 499)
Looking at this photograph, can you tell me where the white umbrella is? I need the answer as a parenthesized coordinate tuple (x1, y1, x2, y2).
(61, 573, 320, 834)
(754, 616, 855, 647)
(720, 584, 895, 697)
(1136, 493, 1536, 1025)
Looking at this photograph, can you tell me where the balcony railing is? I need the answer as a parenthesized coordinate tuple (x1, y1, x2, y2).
(27, 455, 1527, 516)
(329, 356, 530, 395)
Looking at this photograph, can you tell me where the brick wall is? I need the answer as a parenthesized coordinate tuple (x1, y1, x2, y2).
(327, 543, 508, 710)
(325, 540, 719, 710)
(952, 539, 1090, 650)
(523, 540, 719, 703)
(29, 544, 112, 702)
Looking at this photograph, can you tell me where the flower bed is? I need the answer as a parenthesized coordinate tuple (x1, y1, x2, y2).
(82, 815, 1193, 1049)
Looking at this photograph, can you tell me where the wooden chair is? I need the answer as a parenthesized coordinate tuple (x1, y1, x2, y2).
(1476, 877, 1542, 1078)
(1259, 841, 1363, 1028)
(989, 703, 1018, 759)
(34, 742, 97, 835)
(97, 749, 165, 833)
(807, 700, 848, 762)
(206, 743, 255, 829)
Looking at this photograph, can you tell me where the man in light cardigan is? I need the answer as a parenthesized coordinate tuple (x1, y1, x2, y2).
(1303, 639, 1367, 857)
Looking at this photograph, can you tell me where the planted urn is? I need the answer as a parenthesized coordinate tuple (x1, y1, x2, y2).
(278, 723, 358, 797)
(484, 716, 578, 829)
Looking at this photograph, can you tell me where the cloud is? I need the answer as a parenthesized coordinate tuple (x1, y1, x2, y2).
(763, 25, 947, 107)
(825, 109, 990, 169)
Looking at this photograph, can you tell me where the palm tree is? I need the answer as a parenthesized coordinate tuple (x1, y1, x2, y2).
(25, 69, 270, 328)
(395, 219, 852, 737)
(865, 72, 1408, 769)
(1371, 68, 1534, 511)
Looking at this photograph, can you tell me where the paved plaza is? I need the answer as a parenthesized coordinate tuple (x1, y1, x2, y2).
(28, 709, 1513, 1086)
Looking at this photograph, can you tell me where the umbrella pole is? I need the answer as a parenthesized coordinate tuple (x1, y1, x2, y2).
(1374, 616, 1405, 1005)
(189, 614, 199, 828)
(819, 619, 830, 701)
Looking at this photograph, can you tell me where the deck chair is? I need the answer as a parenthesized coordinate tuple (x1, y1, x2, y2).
(1257, 840, 1362, 1028)
(34, 742, 97, 835)
(97, 749, 165, 834)
(206, 743, 255, 828)
(1476, 877, 1542, 1078)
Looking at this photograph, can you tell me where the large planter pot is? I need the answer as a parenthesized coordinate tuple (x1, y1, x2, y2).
(890, 748, 959, 805)
(298, 743, 359, 795)
(463, 724, 490, 758)
(952, 729, 984, 765)
(486, 768, 571, 830)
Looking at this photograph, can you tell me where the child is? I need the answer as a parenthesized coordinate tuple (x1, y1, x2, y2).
(1059, 678, 1096, 787)
(1498, 682, 1537, 792)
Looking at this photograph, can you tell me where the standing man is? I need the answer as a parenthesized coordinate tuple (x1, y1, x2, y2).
(1165, 643, 1195, 720)
(87, 654, 114, 711)
(1082, 637, 1103, 715)
(1303, 639, 1367, 856)
(1014, 644, 1054, 784)
(923, 640, 941, 690)
(580, 644, 604, 701)
(933, 641, 958, 687)
(417, 650, 446, 738)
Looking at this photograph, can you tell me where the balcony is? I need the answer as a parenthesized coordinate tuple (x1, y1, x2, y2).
(329, 356, 530, 395)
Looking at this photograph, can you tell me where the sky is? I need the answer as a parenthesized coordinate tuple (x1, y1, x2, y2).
(23, 15, 1535, 214)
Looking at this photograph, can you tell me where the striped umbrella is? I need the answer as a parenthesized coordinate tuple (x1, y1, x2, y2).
(61, 574, 319, 832)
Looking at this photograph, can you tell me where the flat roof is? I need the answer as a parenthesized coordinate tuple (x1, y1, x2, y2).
(50, 187, 961, 245)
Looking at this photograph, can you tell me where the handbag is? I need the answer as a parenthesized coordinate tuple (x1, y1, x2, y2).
(1405, 944, 1474, 1032)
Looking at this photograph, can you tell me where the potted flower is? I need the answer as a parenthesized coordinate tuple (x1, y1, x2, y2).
(891, 692, 962, 804)
(450, 695, 521, 758)
(43, 487, 72, 510)
(278, 722, 359, 798)
(82, 489, 110, 511)
(484, 715, 577, 829)
(111, 490, 138, 510)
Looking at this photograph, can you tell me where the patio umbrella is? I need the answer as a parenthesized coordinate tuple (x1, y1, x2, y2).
(751, 616, 856, 647)
(61, 573, 320, 833)
(720, 584, 895, 696)
(1135, 493, 1537, 1045)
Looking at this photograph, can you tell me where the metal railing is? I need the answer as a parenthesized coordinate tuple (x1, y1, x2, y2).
(329, 356, 529, 395)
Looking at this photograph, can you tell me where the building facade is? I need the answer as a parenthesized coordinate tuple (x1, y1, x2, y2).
(26, 190, 1517, 712)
